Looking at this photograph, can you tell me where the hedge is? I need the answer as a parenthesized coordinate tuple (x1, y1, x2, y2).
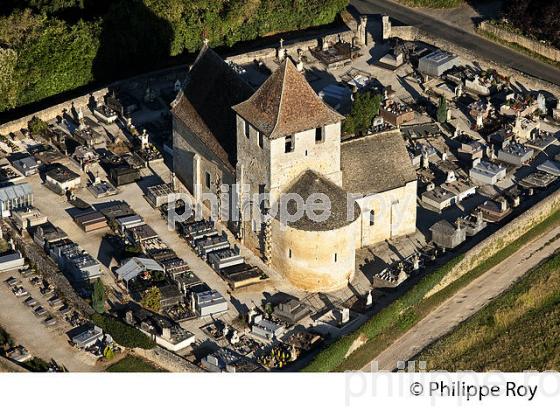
(91, 313, 155, 350)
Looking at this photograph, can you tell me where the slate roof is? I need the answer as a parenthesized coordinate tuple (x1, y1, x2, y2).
(0, 183, 32, 203)
(45, 164, 80, 183)
(341, 132, 417, 195)
(430, 220, 457, 235)
(276, 170, 359, 232)
(233, 59, 344, 139)
(538, 160, 560, 177)
(171, 45, 254, 171)
(116, 257, 164, 282)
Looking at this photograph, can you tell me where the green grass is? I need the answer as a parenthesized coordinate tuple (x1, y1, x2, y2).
(106, 356, 164, 373)
(399, 0, 464, 8)
(304, 208, 560, 372)
(416, 252, 560, 371)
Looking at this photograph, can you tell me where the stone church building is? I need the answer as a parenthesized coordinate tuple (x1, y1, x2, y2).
(172, 45, 417, 292)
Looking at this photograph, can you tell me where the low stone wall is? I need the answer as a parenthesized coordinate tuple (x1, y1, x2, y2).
(391, 26, 419, 42)
(478, 21, 560, 63)
(228, 28, 354, 65)
(134, 346, 201, 372)
(0, 64, 187, 136)
(0, 88, 108, 136)
(426, 188, 560, 298)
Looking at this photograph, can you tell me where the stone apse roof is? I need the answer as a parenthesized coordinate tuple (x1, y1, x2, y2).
(276, 170, 360, 232)
(341, 131, 417, 196)
(171, 45, 254, 170)
(233, 59, 344, 139)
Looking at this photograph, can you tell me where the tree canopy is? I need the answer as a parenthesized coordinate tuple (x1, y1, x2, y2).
(91, 278, 106, 314)
(0, 0, 348, 112)
(141, 286, 161, 312)
(503, 0, 560, 49)
(343, 91, 382, 136)
(436, 95, 447, 123)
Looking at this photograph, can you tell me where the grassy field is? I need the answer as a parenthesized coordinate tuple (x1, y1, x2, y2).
(416, 252, 560, 371)
(106, 356, 164, 373)
(400, 0, 464, 8)
(304, 208, 560, 372)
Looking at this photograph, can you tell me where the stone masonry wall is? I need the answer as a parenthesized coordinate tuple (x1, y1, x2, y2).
(478, 21, 560, 63)
(391, 26, 420, 42)
(227, 30, 355, 65)
(0, 88, 109, 136)
(271, 218, 359, 292)
(426, 188, 560, 298)
(133, 346, 201, 372)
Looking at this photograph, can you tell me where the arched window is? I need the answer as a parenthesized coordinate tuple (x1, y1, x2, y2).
(369, 210, 375, 226)
(244, 120, 250, 138)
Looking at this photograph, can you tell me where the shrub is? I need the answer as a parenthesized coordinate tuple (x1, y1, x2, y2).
(141, 286, 161, 312)
(436, 95, 447, 123)
(0, 326, 14, 348)
(91, 278, 106, 314)
(27, 116, 49, 136)
(343, 91, 382, 136)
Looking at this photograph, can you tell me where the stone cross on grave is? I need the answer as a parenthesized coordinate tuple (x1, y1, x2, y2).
(278, 38, 287, 61)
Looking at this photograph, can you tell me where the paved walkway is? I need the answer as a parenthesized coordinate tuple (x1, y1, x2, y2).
(362, 223, 560, 371)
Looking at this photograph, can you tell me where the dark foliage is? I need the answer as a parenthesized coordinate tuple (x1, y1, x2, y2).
(0, 0, 348, 112)
(91, 313, 155, 349)
(503, 0, 560, 49)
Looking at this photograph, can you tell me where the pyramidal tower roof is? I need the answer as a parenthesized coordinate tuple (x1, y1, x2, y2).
(233, 58, 344, 139)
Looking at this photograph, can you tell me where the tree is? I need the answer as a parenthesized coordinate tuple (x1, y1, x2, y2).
(0, 1, 349, 113)
(91, 278, 106, 314)
(343, 91, 382, 136)
(150, 270, 166, 283)
(141, 286, 161, 312)
(0, 48, 19, 111)
(103, 345, 114, 360)
(28, 116, 49, 136)
(436, 95, 448, 123)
